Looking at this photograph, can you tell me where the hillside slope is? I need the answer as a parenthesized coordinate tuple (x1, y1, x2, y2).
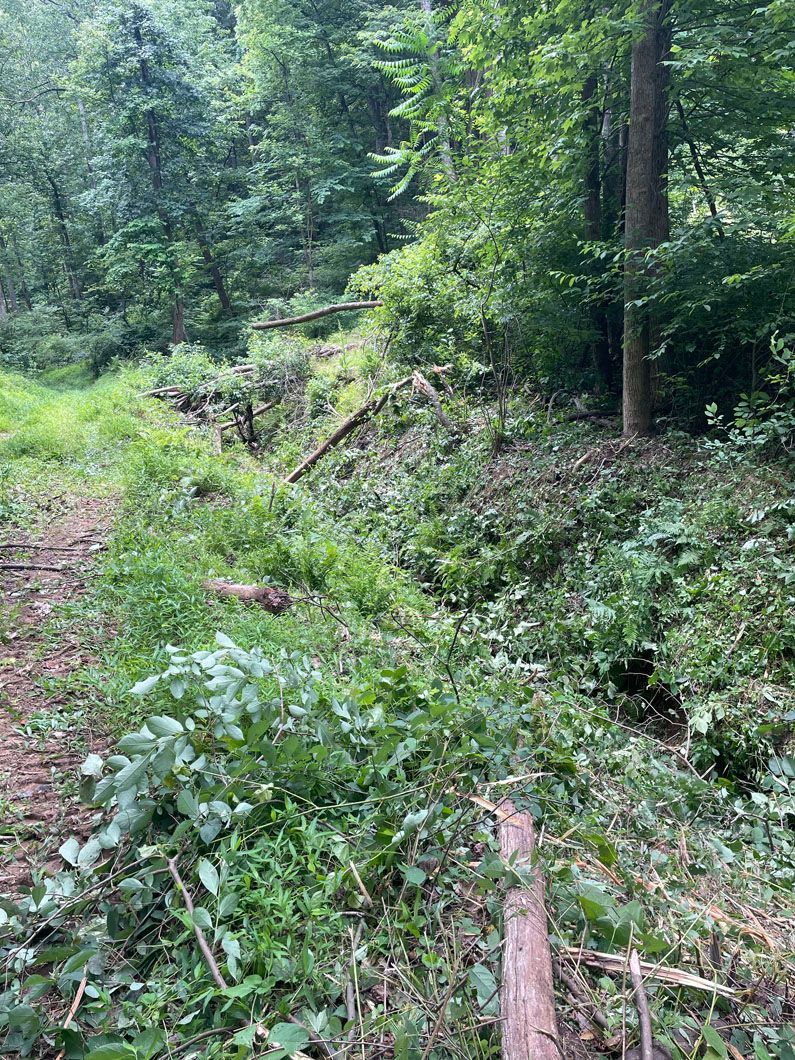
(0, 360, 792, 1059)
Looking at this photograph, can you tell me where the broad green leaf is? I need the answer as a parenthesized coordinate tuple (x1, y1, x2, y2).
(130, 675, 160, 696)
(145, 715, 183, 737)
(198, 858, 219, 896)
(269, 1022, 310, 1056)
(702, 1026, 728, 1058)
(59, 837, 80, 867)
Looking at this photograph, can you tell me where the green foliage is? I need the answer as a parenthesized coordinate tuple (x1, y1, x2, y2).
(707, 334, 795, 454)
(0, 366, 792, 1058)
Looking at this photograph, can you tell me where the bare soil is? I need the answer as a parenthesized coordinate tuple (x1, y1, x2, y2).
(0, 496, 111, 893)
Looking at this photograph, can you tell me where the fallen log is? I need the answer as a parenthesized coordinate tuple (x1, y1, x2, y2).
(284, 375, 414, 484)
(251, 301, 383, 330)
(204, 579, 293, 613)
(499, 800, 560, 1060)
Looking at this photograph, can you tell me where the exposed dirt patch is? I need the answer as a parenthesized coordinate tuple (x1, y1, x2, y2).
(0, 496, 111, 894)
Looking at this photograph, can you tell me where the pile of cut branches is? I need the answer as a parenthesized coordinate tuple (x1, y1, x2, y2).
(142, 346, 310, 448)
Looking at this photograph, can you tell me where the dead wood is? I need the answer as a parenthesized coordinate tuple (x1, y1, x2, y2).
(499, 800, 560, 1060)
(412, 371, 455, 430)
(561, 948, 736, 997)
(0, 563, 67, 573)
(251, 301, 383, 330)
(284, 374, 414, 484)
(53, 974, 88, 1060)
(204, 578, 293, 613)
(629, 949, 654, 1060)
(142, 384, 182, 397)
(0, 543, 82, 551)
(167, 858, 228, 990)
(218, 399, 279, 432)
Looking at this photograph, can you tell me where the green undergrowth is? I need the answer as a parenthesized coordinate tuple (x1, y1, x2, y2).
(0, 359, 793, 1060)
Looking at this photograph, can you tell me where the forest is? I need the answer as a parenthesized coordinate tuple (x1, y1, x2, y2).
(0, 0, 793, 1057)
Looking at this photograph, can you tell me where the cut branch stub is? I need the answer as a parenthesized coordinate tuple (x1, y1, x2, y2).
(499, 800, 560, 1060)
(204, 579, 293, 613)
(251, 301, 383, 331)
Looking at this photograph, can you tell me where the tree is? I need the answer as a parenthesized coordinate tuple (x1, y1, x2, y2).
(622, 0, 672, 436)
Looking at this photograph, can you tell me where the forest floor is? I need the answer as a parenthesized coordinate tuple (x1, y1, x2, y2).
(0, 355, 792, 1059)
(0, 496, 110, 892)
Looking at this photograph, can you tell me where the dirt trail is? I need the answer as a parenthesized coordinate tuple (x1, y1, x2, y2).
(0, 496, 111, 893)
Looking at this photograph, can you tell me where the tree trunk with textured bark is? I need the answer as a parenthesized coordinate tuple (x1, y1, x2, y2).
(172, 298, 188, 345)
(583, 73, 613, 391)
(499, 801, 559, 1060)
(622, 0, 671, 437)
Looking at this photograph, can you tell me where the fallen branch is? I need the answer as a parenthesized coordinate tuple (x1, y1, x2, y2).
(629, 949, 654, 1060)
(53, 974, 88, 1060)
(553, 959, 609, 1033)
(204, 579, 293, 613)
(251, 301, 383, 330)
(412, 370, 455, 430)
(499, 800, 560, 1060)
(0, 563, 67, 573)
(142, 384, 182, 397)
(561, 948, 737, 997)
(284, 374, 413, 484)
(167, 858, 228, 990)
(0, 543, 83, 552)
(218, 399, 280, 432)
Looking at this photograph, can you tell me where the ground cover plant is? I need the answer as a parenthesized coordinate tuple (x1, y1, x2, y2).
(0, 350, 791, 1059)
(0, 0, 793, 1055)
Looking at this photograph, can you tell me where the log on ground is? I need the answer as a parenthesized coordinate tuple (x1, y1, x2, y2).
(283, 374, 413, 484)
(499, 800, 560, 1060)
(204, 579, 293, 613)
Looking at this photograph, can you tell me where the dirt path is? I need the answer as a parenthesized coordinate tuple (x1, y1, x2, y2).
(0, 496, 111, 893)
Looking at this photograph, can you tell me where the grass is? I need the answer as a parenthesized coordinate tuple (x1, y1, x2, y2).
(0, 355, 792, 1059)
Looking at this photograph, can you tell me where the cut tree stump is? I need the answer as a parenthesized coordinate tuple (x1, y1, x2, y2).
(204, 579, 293, 613)
(499, 800, 560, 1060)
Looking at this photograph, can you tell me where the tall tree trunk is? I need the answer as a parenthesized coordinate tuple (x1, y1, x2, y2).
(0, 232, 19, 312)
(583, 73, 613, 391)
(622, 0, 671, 437)
(0, 277, 7, 320)
(44, 170, 82, 300)
(10, 236, 32, 310)
(4, 270, 18, 312)
(172, 298, 188, 345)
(199, 244, 232, 313)
(132, 18, 163, 192)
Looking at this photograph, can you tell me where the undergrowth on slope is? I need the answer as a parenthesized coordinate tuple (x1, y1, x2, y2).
(0, 360, 793, 1060)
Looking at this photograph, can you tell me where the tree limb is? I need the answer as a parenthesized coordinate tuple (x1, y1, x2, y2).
(675, 100, 725, 239)
(629, 949, 654, 1060)
(251, 301, 383, 330)
(283, 374, 413, 484)
(167, 858, 228, 990)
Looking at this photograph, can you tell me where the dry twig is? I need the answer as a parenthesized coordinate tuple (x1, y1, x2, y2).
(629, 949, 654, 1060)
(167, 857, 228, 990)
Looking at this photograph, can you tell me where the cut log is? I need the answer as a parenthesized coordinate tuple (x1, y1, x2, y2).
(284, 374, 413, 484)
(251, 301, 383, 331)
(204, 579, 293, 613)
(499, 800, 560, 1060)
